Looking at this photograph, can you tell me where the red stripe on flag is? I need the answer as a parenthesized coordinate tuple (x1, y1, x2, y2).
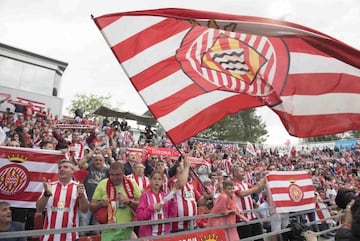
(3, 192, 42, 201)
(113, 18, 189, 62)
(267, 173, 311, 181)
(274, 198, 315, 207)
(131, 57, 181, 91)
(283, 73, 360, 96)
(94, 14, 121, 29)
(149, 84, 205, 118)
(270, 185, 315, 193)
(275, 111, 360, 138)
(166, 94, 262, 144)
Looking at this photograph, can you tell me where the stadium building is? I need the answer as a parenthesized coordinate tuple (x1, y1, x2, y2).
(0, 42, 68, 117)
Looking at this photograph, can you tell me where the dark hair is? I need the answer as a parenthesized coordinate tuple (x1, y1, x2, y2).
(110, 161, 124, 171)
(150, 170, 164, 180)
(335, 188, 359, 212)
(222, 179, 234, 189)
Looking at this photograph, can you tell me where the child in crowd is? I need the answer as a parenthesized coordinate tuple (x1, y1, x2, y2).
(207, 179, 246, 241)
(135, 170, 177, 237)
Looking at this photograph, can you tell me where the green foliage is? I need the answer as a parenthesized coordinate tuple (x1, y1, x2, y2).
(196, 109, 267, 143)
(67, 93, 111, 118)
(304, 134, 345, 142)
(350, 130, 360, 138)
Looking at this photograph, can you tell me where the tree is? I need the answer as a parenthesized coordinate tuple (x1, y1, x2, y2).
(196, 109, 268, 143)
(67, 93, 111, 118)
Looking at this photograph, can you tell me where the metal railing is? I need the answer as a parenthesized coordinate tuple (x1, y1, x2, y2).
(0, 202, 344, 241)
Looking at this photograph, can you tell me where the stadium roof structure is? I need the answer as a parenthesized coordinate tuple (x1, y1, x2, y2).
(93, 105, 157, 126)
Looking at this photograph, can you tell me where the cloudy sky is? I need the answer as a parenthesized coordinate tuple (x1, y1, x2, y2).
(1, 0, 359, 145)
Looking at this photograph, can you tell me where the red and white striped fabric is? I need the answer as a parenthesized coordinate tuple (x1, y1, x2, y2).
(266, 171, 315, 213)
(0, 93, 11, 102)
(246, 142, 256, 156)
(127, 173, 149, 192)
(315, 202, 333, 224)
(0, 146, 65, 208)
(94, 8, 360, 144)
(144, 189, 166, 236)
(168, 177, 197, 231)
(234, 181, 257, 220)
(69, 142, 84, 160)
(42, 180, 84, 241)
(10, 97, 45, 113)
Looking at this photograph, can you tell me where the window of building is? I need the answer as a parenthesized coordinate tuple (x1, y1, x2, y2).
(0, 56, 55, 96)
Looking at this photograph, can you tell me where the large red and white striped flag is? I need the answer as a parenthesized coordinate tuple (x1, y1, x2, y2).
(266, 171, 315, 213)
(93, 8, 360, 144)
(0, 146, 65, 208)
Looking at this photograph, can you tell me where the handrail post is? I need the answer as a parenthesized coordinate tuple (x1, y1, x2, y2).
(189, 220, 194, 230)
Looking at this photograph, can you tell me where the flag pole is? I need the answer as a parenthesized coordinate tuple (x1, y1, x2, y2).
(172, 144, 214, 209)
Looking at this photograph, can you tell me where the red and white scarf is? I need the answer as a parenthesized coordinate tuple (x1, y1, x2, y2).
(106, 177, 134, 223)
(145, 190, 165, 236)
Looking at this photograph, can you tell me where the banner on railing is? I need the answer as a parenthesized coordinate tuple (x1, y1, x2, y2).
(54, 124, 96, 129)
(266, 171, 315, 213)
(145, 146, 180, 158)
(146, 228, 227, 241)
(0, 147, 65, 208)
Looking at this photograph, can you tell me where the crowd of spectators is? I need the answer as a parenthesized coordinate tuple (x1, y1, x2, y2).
(1, 104, 360, 241)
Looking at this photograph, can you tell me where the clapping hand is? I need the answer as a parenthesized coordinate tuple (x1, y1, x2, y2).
(77, 184, 85, 197)
(154, 202, 164, 211)
(42, 177, 51, 194)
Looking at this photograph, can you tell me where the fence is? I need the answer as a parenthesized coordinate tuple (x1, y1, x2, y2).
(0, 201, 343, 241)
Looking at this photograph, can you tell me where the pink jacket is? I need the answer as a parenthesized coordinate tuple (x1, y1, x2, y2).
(136, 188, 177, 237)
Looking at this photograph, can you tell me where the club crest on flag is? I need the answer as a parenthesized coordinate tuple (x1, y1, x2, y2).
(289, 183, 304, 203)
(0, 164, 30, 196)
(176, 26, 289, 106)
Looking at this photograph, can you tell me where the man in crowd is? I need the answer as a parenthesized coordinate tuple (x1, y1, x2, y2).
(168, 156, 212, 232)
(232, 165, 266, 241)
(127, 162, 149, 193)
(123, 152, 137, 176)
(78, 153, 109, 236)
(90, 162, 141, 240)
(0, 201, 25, 241)
(36, 159, 89, 241)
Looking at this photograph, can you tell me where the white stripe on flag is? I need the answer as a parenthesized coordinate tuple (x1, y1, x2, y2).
(103, 16, 165, 47)
(122, 29, 189, 77)
(272, 191, 314, 201)
(276, 203, 315, 213)
(5, 200, 35, 209)
(274, 93, 360, 115)
(159, 90, 238, 131)
(267, 179, 314, 188)
(24, 181, 43, 192)
(289, 53, 360, 76)
(0, 158, 58, 173)
(140, 70, 193, 105)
